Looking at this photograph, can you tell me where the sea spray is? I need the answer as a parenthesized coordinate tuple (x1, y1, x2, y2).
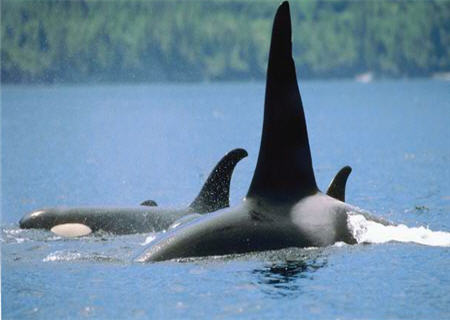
(348, 213, 450, 247)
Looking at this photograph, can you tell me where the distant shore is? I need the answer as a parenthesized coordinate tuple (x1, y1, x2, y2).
(2, 75, 449, 89)
(3, 1, 448, 84)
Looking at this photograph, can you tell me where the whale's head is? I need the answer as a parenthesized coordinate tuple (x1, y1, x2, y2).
(20, 208, 94, 237)
(19, 209, 58, 229)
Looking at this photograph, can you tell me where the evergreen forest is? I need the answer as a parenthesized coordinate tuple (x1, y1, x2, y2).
(2, 1, 449, 83)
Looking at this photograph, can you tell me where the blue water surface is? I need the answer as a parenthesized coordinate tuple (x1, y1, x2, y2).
(2, 80, 450, 319)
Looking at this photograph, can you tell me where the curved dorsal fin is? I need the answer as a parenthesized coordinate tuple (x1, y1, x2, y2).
(247, 1, 317, 203)
(189, 148, 248, 213)
(326, 166, 352, 202)
(140, 200, 158, 207)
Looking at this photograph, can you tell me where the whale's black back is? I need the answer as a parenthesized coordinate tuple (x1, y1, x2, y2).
(247, 2, 318, 203)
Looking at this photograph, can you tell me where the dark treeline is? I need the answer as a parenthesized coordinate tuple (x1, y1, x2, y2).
(1, 1, 449, 83)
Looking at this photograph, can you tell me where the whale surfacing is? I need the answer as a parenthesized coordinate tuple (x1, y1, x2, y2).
(136, 2, 379, 262)
(19, 148, 247, 235)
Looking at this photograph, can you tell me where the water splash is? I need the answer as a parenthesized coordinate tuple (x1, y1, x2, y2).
(348, 213, 450, 247)
(43, 251, 83, 262)
(1, 227, 62, 244)
(43, 250, 121, 263)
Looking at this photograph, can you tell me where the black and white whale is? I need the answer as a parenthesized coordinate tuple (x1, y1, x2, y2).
(168, 165, 352, 231)
(136, 2, 386, 262)
(19, 148, 247, 236)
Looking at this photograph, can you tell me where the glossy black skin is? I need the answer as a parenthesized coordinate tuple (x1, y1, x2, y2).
(19, 148, 248, 234)
(140, 200, 158, 207)
(19, 206, 198, 234)
(136, 2, 384, 262)
(167, 166, 352, 231)
(326, 166, 352, 202)
(136, 195, 359, 262)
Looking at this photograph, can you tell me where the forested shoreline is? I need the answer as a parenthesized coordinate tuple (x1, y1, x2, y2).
(2, 1, 449, 83)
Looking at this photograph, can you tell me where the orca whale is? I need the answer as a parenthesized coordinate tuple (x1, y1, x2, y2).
(136, 2, 386, 262)
(19, 148, 247, 236)
(168, 165, 352, 231)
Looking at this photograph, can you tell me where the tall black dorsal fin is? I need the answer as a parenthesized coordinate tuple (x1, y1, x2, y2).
(326, 166, 352, 202)
(247, 2, 317, 202)
(189, 148, 248, 213)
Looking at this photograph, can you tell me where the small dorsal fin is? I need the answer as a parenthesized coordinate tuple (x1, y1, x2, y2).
(189, 148, 248, 213)
(140, 200, 158, 207)
(247, 1, 317, 203)
(326, 166, 352, 202)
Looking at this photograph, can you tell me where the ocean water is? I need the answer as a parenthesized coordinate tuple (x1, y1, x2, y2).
(2, 80, 450, 319)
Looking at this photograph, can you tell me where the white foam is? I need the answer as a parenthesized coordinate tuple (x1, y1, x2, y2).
(347, 214, 450, 247)
(43, 250, 83, 262)
(333, 241, 349, 248)
(43, 250, 116, 262)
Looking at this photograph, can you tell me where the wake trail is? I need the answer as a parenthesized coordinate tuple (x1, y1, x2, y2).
(348, 213, 450, 247)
